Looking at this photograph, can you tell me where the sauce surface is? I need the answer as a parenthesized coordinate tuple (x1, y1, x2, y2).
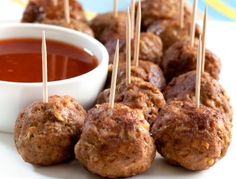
(0, 38, 98, 83)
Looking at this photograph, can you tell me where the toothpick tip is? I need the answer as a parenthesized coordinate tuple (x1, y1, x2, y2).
(133, 0, 141, 67)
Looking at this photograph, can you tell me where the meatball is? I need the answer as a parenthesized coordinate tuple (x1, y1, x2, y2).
(14, 95, 86, 166)
(105, 38, 126, 64)
(162, 40, 221, 82)
(106, 60, 166, 90)
(90, 12, 126, 44)
(106, 32, 163, 65)
(97, 77, 166, 125)
(147, 19, 201, 52)
(22, 0, 87, 23)
(138, 32, 163, 64)
(151, 100, 232, 170)
(21, 0, 44, 22)
(42, 18, 94, 36)
(141, 1, 193, 30)
(75, 103, 156, 178)
(163, 71, 233, 122)
(141, 0, 179, 29)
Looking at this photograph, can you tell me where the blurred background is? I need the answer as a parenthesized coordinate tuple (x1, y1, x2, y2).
(0, 0, 236, 21)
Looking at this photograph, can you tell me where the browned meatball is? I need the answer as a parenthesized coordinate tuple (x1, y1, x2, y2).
(147, 19, 201, 52)
(22, 0, 87, 23)
(162, 40, 221, 82)
(141, 1, 193, 30)
(138, 32, 163, 64)
(106, 32, 163, 65)
(151, 100, 232, 170)
(42, 18, 94, 36)
(21, 0, 44, 22)
(105, 38, 126, 64)
(14, 95, 86, 166)
(106, 60, 166, 90)
(163, 71, 233, 122)
(75, 103, 156, 178)
(90, 12, 126, 44)
(97, 77, 166, 125)
(141, 0, 178, 29)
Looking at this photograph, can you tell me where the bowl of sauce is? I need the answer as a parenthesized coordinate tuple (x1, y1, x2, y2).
(0, 23, 109, 133)
(0, 38, 98, 83)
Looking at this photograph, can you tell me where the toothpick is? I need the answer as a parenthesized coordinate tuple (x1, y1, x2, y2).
(133, 0, 141, 67)
(201, 7, 207, 73)
(42, 31, 48, 103)
(190, 0, 198, 47)
(114, 0, 118, 18)
(195, 35, 202, 108)
(179, 0, 184, 29)
(64, 0, 70, 24)
(130, 0, 136, 39)
(126, 8, 131, 85)
(109, 40, 119, 108)
(52, 0, 58, 6)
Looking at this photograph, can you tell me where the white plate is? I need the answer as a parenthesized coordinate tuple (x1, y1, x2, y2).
(1, 21, 236, 179)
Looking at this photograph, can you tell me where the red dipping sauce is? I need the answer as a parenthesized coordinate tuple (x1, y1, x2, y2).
(0, 38, 98, 83)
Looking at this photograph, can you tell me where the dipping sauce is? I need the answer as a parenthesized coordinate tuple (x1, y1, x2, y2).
(0, 38, 98, 82)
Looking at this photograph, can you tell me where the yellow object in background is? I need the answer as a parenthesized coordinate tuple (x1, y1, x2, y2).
(12, 0, 26, 6)
(207, 0, 236, 20)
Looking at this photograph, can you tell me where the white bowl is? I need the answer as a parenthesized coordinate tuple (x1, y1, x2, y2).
(0, 23, 109, 133)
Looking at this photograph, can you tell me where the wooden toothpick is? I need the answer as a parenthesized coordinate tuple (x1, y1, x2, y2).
(130, 0, 136, 39)
(179, 0, 184, 29)
(42, 31, 48, 103)
(64, 0, 70, 24)
(133, 0, 141, 67)
(126, 8, 131, 85)
(109, 40, 120, 108)
(201, 7, 207, 73)
(190, 0, 198, 47)
(114, 0, 118, 18)
(195, 35, 202, 108)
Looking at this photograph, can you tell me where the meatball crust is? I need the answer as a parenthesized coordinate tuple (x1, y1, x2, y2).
(141, 0, 178, 29)
(151, 100, 232, 170)
(106, 60, 166, 90)
(14, 95, 86, 166)
(22, 0, 87, 23)
(138, 32, 163, 64)
(106, 32, 163, 65)
(105, 38, 127, 64)
(90, 12, 126, 44)
(21, 0, 44, 23)
(118, 60, 166, 90)
(162, 40, 221, 82)
(75, 103, 156, 178)
(97, 77, 166, 125)
(42, 18, 94, 36)
(163, 71, 233, 122)
(147, 19, 201, 52)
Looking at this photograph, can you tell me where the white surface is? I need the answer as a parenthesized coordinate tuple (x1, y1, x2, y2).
(0, 23, 108, 133)
(0, 22, 236, 179)
(0, 0, 25, 22)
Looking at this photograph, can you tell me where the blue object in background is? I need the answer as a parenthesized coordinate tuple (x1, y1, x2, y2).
(79, 0, 236, 21)
(189, 0, 236, 21)
(80, 0, 131, 13)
